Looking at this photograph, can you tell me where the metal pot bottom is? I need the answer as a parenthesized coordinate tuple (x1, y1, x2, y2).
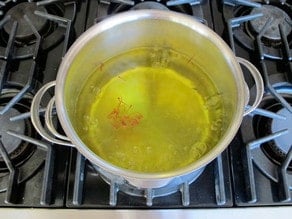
(94, 165, 205, 206)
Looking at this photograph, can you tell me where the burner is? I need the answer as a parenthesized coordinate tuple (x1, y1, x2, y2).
(223, 3, 292, 59)
(0, 89, 48, 195)
(0, 90, 36, 170)
(254, 96, 292, 169)
(3, 2, 48, 42)
(0, 1, 76, 58)
(131, 2, 169, 10)
(0, 107, 25, 158)
(249, 5, 291, 41)
(271, 107, 292, 154)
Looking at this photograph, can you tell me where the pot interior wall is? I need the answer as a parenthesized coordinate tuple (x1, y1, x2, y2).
(63, 15, 240, 158)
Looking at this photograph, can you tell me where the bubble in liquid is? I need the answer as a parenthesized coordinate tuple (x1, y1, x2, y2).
(89, 85, 95, 91)
(133, 146, 139, 154)
(172, 150, 178, 156)
(211, 118, 222, 132)
(83, 115, 90, 121)
(88, 118, 99, 129)
(191, 142, 208, 159)
(89, 85, 101, 96)
(205, 94, 222, 109)
(83, 126, 88, 132)
(146, 146, 152, 153)
(115, 152, 127, 162)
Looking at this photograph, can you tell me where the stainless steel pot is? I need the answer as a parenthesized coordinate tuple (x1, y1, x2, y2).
(31, 10, 264, 188)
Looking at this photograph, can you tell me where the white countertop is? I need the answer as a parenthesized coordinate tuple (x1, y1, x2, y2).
(0, 207, 292, 219)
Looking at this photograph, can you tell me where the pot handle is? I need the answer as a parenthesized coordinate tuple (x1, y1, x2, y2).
(30, 81, 75, 147)
(237, 57, 264, 116)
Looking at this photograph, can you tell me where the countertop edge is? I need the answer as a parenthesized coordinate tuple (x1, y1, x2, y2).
(0, 207, 292, 219)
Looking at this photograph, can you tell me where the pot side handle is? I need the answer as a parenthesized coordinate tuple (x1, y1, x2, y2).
(30, 81, 75, 147)
(237, 57, 264, 116)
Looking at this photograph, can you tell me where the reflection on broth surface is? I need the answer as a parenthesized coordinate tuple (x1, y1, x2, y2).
(74, 48, 224, 173)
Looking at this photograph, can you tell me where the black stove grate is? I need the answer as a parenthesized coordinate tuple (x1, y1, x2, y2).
(0, 0, 291, 209)
(222, 0, 291, 60)
(66, 149, 233, 208)
(0, 0, 82, 207)
(212, 0, 292, 206)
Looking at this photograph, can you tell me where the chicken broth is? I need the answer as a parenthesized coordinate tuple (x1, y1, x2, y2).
(74, 48, 224, 173)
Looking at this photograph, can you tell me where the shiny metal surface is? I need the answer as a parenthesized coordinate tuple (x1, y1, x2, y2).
(30, 81, 74, 147)
(31, 10, 263, 188)
(236, 57, 264, 116)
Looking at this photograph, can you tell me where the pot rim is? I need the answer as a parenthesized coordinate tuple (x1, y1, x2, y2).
(55, 10, 245, 181)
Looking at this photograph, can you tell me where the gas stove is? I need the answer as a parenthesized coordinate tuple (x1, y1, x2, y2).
(0, 0, 291, 214)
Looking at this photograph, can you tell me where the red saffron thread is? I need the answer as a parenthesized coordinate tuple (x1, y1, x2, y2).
(107, 97, 143, 129)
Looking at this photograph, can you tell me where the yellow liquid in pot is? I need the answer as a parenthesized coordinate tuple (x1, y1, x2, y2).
(74, 49, 224, 173)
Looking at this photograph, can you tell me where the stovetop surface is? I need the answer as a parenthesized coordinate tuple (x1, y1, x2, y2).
(0, 0, 291, 208)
